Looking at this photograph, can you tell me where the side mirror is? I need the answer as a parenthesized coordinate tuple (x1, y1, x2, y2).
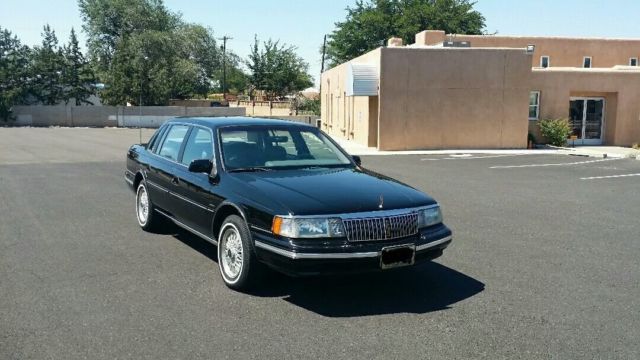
(188, 159, 213, 174)
(352, 155, 362, 166)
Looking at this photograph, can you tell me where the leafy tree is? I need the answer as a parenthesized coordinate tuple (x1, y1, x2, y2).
(0, 27, 32, 121)
(213, 52, 248, 96)
(31, 24, 65, 105)
(247, 36, 313, 100)
(62, 28, 96, 105)
(326, 0, 486, 66)
(79, 0, 181, 74)
(79, 0, 246, 104)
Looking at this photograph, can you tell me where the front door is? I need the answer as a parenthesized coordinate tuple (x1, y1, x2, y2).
(569, 98, 605, 145)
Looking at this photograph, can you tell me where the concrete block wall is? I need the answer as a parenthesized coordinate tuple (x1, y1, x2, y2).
(10, 105, 245, 128)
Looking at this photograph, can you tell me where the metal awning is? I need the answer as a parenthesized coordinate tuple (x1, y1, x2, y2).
(346, 63, 378, 96)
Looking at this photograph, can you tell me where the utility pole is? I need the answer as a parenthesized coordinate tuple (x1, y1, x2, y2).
(320, 34, 327, 75)
(319, 34, 327, 95)
(218, 35, 233, 100)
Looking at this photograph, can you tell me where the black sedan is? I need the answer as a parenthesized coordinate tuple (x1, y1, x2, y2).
(125, 117, 452, 290)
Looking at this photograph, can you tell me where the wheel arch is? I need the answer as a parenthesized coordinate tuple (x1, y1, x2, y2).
(212, 202, 248, 241)
(133, 171, 145, 190)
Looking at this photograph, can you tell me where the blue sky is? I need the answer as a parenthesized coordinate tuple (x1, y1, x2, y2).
(2, 0, 639, 87)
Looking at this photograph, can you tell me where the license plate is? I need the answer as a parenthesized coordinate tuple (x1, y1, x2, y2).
(380, 244, 416, 269)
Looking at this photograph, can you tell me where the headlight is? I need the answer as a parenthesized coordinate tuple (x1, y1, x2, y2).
(272, 216, 345, 238)
(417, 206, 442, 228)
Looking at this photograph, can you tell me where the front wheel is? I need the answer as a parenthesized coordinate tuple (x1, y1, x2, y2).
(217, 215, 262, 291)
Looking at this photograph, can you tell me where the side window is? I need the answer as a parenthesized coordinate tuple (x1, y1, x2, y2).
(529, 91, 540, 120)
(158, 125, 189, 161)
(181, 127, 213, 166)
(149, 125, 168, 153)
(540, 56, 549, 68)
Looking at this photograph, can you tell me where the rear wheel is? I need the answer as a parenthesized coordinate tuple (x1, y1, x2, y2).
(136, 181, 162, 231)
(217, 215, 262, 291)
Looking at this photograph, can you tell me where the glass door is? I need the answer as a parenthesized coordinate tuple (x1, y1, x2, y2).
(568, 98, 604, 145)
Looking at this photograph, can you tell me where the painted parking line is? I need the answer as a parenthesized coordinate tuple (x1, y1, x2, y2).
(581, 173, 640, 180)
(490, 158, 622, 169)
(421, 154, 530, 161)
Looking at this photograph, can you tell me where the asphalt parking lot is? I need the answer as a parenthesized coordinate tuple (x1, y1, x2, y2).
(1, 128, 639, 359)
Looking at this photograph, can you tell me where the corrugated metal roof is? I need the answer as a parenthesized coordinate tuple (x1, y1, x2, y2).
(346, 63, 378, 96)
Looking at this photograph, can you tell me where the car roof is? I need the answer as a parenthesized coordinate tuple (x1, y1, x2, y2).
(166, 116, 315, 130)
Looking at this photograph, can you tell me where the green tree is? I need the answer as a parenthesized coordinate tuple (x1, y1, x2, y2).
(79, 0, 181, 74)
(62, 28, 96, 105)
(31, 24, 65, 105)
(79, 0, 243, 104)
(0, 27, 32, 121)
(326, 0, 486, 66)
(247, 36, 313, 100)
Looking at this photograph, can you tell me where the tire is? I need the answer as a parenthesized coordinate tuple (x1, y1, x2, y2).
(217, 215, 262, 291)
(135, 181, 162, 231)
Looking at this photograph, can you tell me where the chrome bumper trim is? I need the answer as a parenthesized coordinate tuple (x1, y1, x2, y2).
(254, 241, 379, 260)
(415, 235, 452, 251)
(255, 234, 451, 260)
(124, 175, 134, 186)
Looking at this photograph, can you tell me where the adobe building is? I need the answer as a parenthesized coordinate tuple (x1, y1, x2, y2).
(320, 30, 640, 150)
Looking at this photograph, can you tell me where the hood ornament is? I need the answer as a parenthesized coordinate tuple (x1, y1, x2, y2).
(378, 194, 384, 209)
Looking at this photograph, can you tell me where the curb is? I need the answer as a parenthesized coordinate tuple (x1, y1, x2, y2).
(549, 145, 640, 159)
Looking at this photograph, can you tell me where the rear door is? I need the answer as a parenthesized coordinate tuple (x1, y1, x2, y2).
(172, 126, 221, 236)
(147, 124, 190, 214)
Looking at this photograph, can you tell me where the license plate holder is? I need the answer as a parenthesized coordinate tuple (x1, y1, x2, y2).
(380, 244, 416, 269)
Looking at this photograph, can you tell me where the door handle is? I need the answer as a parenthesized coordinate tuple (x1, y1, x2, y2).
(171, 177, 180, 185)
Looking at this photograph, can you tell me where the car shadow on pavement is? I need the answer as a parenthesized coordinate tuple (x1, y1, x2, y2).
(261, 262, 484, 317)
(173, 229, 484, 318)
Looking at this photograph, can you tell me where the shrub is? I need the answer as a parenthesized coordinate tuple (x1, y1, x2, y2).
(538, 118, 571, 147)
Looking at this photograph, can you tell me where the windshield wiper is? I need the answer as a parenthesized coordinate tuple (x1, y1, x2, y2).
(227, 167, 272, 173)
(299, 164, 350, 169)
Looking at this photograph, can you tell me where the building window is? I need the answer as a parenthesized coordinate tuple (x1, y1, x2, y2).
(630, 58, 638, 66)
(540, 56, 550, 68)
(583, 56, 592, 68)
(529, 91, 540, 120)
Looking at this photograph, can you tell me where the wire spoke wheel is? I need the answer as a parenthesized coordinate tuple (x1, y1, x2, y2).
(220, 226, 244, 280)
(137, 185, 149, 224)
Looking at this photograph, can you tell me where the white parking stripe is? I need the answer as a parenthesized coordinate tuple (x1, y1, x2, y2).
(490, 158, 621, 169)
(581, 173, 640, 180)
(421, 154, 530, 161)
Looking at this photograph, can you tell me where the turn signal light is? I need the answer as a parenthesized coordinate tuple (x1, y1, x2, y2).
(272, 216, 283, 235)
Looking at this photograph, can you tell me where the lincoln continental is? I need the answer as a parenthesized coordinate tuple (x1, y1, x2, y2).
(125, 117, 452, 291)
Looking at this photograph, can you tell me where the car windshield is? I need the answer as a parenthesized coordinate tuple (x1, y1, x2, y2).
(219, 125, 353, 171)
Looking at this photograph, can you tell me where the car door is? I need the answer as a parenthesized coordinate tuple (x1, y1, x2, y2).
(147, 124, 190, 215)
(172, 126, 222, 235)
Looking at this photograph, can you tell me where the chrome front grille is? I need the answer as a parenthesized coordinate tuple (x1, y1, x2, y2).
(342, 212, 419, 242)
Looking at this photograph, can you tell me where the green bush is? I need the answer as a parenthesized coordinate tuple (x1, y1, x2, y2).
(538, 118, 571, 147)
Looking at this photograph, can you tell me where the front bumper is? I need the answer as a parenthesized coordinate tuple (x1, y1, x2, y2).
(252, 223, 452, 276)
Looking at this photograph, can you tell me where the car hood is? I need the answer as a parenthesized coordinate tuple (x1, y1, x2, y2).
(226, 167, 436, 216)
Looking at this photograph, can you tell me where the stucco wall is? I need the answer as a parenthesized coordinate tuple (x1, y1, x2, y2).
(529, 69, 640, 146)
(320, 48, 381, 147)
(376, 47, 532, 150)
(421, 32, 640, 68)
